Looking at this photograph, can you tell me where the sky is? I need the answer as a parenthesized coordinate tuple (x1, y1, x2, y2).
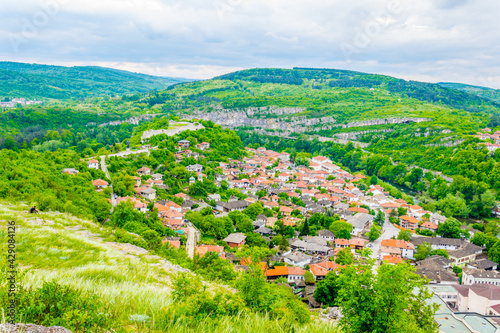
(1, 0, 499, 88)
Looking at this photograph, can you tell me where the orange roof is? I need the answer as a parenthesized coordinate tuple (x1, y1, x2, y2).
(280, 206, 293, 213)
(196, 245, 225, 259)
(381, 239, 415, 250)
(265, 265, 289, 277)
(92, 179, 109, 186)
(89, 159, 99, 163)
(309, 264, 329, 277)
(349, 238, 367, 247)
(335, 238, 350, 245)
(317, 261, 342, 271)
(410, 205, 423, 210)
(287, 266, 306, 276)
(348, 207, 369, 214)
(381, 202, 400, 208)
(400, 215, 419, 224)
(383, 255, 403, 264)
(421, 221, 438, 230)
(163, 240, 181, 249)
(174, 193, 187, 198)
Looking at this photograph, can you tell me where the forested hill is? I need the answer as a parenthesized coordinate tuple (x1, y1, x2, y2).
(214, 67, 500, 113)
(438, 82, 500, 104)
(0, 62, 191, 100)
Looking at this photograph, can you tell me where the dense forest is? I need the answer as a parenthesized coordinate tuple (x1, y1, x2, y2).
(0, 62, 190, 100)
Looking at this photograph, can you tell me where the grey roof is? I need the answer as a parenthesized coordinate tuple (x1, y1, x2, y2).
(448, 243, 484, 259)
(141, 188, 156, 194)
(416, 255, 453, 269)
(223, 233, 247, 244)
(318, 229, 335, 238)
(346, 213, 373, 229)
(334, 203, 349, 210)
(256, 226, 272, 234)
(284, 251, 313, 263)
(256, 214, 267, 222)
(416, 267, 458, 284)
(463, 268, 500, 280)
(217, 200, 250, 210)
(467, 259, 498, 270)
(302, 236, 328, 246)
(411, 236, 464, 248)
(430, 213, 447, 222)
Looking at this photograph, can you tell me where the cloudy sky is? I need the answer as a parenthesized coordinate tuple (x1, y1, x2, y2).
(1, 0, 499, 87)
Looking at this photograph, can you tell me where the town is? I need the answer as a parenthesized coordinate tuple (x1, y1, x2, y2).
(71, 123, 500, 332)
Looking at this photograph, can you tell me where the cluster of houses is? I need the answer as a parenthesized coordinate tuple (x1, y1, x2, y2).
(74, 139, 500, 324)
(0, 98, 42, 108)
(476, 127, 500, 152)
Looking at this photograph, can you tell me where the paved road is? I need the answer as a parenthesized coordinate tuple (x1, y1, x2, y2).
(100, 155, 116, 208)
(368, 213, 400, 264)
(109, 148, 150, 158)
(186, 225, 197, 259)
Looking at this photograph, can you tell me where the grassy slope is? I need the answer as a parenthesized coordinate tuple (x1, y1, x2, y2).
(0, 62, 191, 100)
(0, 201, 335, 332)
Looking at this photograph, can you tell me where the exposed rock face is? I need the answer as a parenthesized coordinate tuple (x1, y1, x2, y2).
(184, 107, 336, 133)
(0, 324, 71, 333)
(97, 114, 157, 127)
(141, 121, 205, 142)
(341, 117, 432, 128)
(334, 129, 393, 140)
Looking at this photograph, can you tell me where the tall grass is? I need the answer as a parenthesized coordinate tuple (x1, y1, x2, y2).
(0, 201, 339, 332)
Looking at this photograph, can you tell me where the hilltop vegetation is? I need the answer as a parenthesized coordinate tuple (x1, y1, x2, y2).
(0, 203, 335, 332)
(439, 82, 500, 104)
(0, 62, 190, 100)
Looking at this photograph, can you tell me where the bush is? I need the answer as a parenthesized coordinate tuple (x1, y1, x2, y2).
(6, 281, 113, 332)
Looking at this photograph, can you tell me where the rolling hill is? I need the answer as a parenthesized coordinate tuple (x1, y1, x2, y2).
(0, 61, 192, 100)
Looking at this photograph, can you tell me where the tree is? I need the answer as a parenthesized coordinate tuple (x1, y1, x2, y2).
(336, 262, 439, 333)
(367, 224, 382, 241)
(437, 217, 465, 239)
(415, 242, 432, 261)
(304, 271, 315, 285)
(243, 202, 264, 220)
(431, 249, 449, 259)
(370, 176, 379, 185)
(335, 248, 354, 265)
(337, 229, 352, 240)
(314, 271, 341, 306)
(397, 229, 412, 242)
(301, 218, 311, 236)
(374, 210, 385, 226)
(330, 221, 353, 238)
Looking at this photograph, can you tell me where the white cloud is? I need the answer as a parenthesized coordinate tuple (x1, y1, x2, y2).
(0, 0, 499, 87)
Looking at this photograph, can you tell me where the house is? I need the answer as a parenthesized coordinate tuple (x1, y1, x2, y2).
(430, 213, 447, 224)
(380, 239, 415, 259)
(92, 179, 109, 190)
(198, 142, 210, 150)
(196, 245, 225, 259)
(264, 266, 305, 284)
(317, 229, 335, 242)
(346, 213, 373, 236)
(62, 168, 79, 175)
(216, 200, 250, 213)
(383, 255, 404, 265)
(311, 156, 331, 165)
(400, 215, 419, 231)
(283, 251, 313, 268)
(151, 173, 163, 180)
(279, 205, 293, 216)
(462, 268, 500, 286)
(415, 255, 458, 284)
(455, 284, 500, 315)
(140, 188, 156, 200)
(448, 243, 484, 268)
(88, 159, 99, 169)
(256, 225, 272, 236)
(420, 221, 438, 232)
(178, 140, 190, 148)
(411, 236, 464, 251)
(186, 164, 204, 173)
(162, 237, 181, 249)
(223, 233, 246, 248)
(137, 167, 151, 175)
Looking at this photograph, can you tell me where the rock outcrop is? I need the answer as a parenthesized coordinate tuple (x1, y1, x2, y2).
(0, 324, 71, 333)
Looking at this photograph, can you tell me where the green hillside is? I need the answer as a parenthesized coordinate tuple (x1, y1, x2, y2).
(144, 67, 496, 134)
(438, 82, 500, 104)
(0, 62, 191, 100)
